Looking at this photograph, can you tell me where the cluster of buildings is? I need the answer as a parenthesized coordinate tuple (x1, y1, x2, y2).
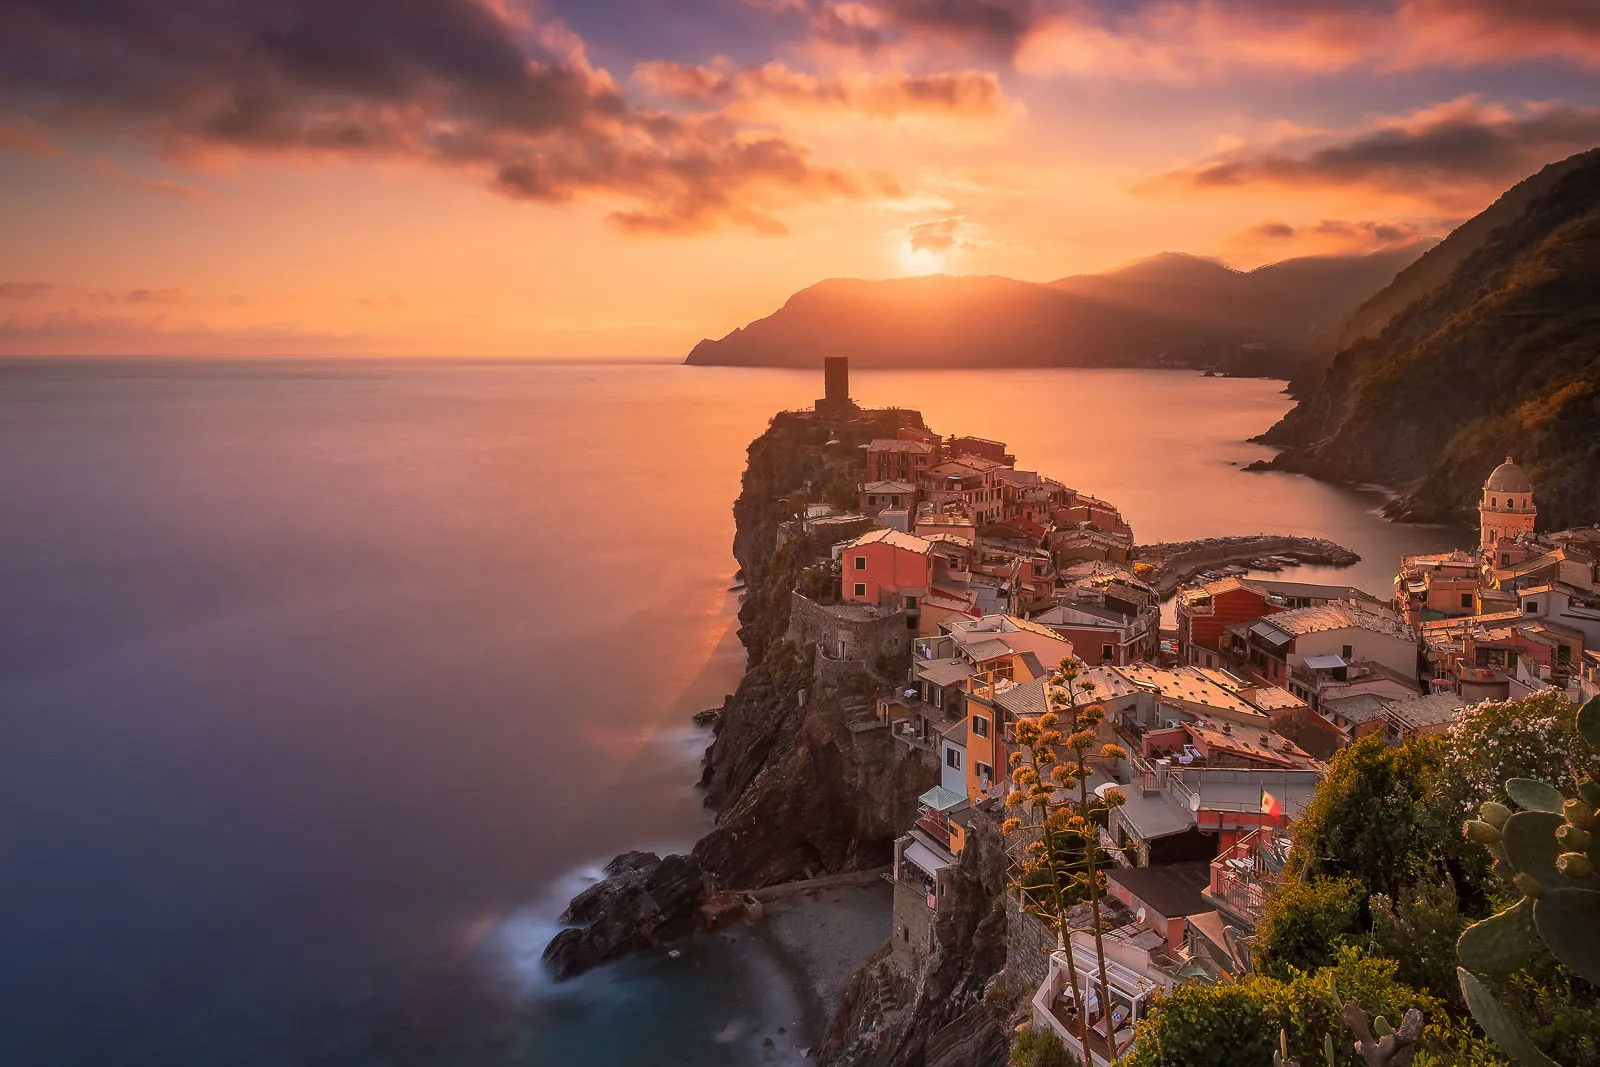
(813, 369, 1156, 665)
(790, 366, 1599, 1066)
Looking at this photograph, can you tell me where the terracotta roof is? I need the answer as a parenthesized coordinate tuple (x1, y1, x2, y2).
(1256, 602, 1412, 641)
(1178, 576, 1267, 606)
(1387, 692, 1467, 731)
(867, 438, 935, 454)
(849, 527, 933, 554)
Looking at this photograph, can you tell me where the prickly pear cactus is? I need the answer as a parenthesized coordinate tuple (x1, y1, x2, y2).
(1455, 694, 1600, 1066)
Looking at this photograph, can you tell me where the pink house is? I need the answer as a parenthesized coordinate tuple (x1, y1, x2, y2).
(843, 528, 935, 611)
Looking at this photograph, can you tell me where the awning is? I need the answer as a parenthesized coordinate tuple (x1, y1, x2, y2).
(903, 840, 952, 876)
(1249, 620, 1291, 646)
(919, 785, 968, 812)
(1303, 654, 1347, 670)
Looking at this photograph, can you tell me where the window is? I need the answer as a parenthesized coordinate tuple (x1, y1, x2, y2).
(1491, 497, 1498, 507)
(972, 715, 989, 739)
(1341, 645, 1353, 659)
(1101, 643, 1114, 661)
(946, 748, 962, 770)
(853, 582, 867, 597)
(976, 761, 994, 782)
(1502, 553, 1512, 566)
(1526, 602, 1539, 613)
(1461, 593, 1474, 608)
(854, 555, 867, 570)
(905, 595, 918, 610)
(867, 496, 876, 506)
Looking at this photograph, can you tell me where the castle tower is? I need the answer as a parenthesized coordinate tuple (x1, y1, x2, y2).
(1480, 456, 1536, 549)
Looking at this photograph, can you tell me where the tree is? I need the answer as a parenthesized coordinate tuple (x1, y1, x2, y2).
(1002, 657, 1129, 1051)
(1289, 735, 1461, 901)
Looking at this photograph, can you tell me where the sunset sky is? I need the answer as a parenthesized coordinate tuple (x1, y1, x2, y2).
(4, 0, 1600, 358)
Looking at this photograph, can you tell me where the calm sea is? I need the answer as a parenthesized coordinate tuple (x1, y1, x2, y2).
(0, 361, 1464, 1066)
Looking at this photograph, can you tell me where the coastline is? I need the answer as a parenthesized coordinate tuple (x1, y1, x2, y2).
(751, 884, 892, 1047)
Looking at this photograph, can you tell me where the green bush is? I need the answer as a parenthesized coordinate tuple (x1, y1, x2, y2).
(1254, 877, 1363, 978)
(1125, 949, 1442, 1067)
(1366, 875, 1468, 1007)
(1121, 981, 1278, 1067)
(1010, 1025, 1079, 1067)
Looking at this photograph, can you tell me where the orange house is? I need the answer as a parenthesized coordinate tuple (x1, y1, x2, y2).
(842, 528, 935, 610)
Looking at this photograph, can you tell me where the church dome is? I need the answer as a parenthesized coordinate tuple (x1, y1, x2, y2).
(1486, 456, 1533, 494)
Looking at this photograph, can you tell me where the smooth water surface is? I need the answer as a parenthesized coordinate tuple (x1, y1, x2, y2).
(0, 361, 1464, 1066)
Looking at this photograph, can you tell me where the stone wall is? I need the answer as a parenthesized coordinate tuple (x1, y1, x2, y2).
(1004, 890, 1057, 995)
(787, 590, 912, 686)
(891, 880, 937, 974)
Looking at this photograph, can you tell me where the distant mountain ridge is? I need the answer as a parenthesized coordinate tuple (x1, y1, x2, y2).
(1257, 147, 1600, 528)
(684, 245, 1429, 375)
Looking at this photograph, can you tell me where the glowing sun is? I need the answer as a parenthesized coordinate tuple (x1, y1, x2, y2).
(898, 242, 945, 276)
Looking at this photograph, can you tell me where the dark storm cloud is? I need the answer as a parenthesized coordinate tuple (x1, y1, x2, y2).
(0, 0, 882, 233)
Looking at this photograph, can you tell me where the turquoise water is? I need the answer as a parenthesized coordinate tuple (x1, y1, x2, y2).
(0, 360, 1463, 1066)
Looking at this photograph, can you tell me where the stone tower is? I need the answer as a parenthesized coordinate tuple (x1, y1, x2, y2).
(815, 357, 853, 417)
(1480, 456, 1536, 549)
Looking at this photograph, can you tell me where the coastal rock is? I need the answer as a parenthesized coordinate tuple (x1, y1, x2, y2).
(694, 409, 938, 889)
(542, 851, 705, 981)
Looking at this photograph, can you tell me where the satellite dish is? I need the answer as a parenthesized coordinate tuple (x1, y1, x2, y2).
(1189, 792, 1201, 812)
(1135, 907, 1147, 925)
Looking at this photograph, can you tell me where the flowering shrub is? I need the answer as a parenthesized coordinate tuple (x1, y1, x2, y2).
(1443, 692, 1600, 810)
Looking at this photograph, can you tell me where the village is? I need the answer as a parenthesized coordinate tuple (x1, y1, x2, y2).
(780, 359, 1600, 1066)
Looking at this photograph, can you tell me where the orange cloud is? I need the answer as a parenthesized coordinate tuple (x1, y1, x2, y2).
(125, 287, 186, 304)
(1234, 217, 1435, 252)
(0, 0, 914, 236)
(907, 215, 967, 252)
(1013, 0, 1600, 81)
(634, 60, 1011, 119)
(0, 282, 56, 300)
(0, 308, 380, 356)
(1140, 97, 1600, 210)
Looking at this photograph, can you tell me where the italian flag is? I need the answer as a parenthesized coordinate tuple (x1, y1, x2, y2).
(1260, 787, 1283, 818)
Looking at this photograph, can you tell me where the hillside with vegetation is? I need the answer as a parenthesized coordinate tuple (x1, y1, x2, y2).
(683, 248, 1424, 376)
(1257, 148, 1600, 529)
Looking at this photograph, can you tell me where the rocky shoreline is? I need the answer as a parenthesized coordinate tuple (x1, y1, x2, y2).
(542, 407, 939, 988)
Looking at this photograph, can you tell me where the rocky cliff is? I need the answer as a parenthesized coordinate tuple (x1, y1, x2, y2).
(820, 806, 1013, 1067)
(1257, 146, 1600, 528)
(695, 408, 938, 887)
(546, 406, 941, 976)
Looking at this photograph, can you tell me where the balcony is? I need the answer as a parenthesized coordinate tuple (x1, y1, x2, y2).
(1031, 948, 1160, 1067)
(916, 811, 952, 848)
(1203, 826, 1291, 929)
(892, 720, 938, 753)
